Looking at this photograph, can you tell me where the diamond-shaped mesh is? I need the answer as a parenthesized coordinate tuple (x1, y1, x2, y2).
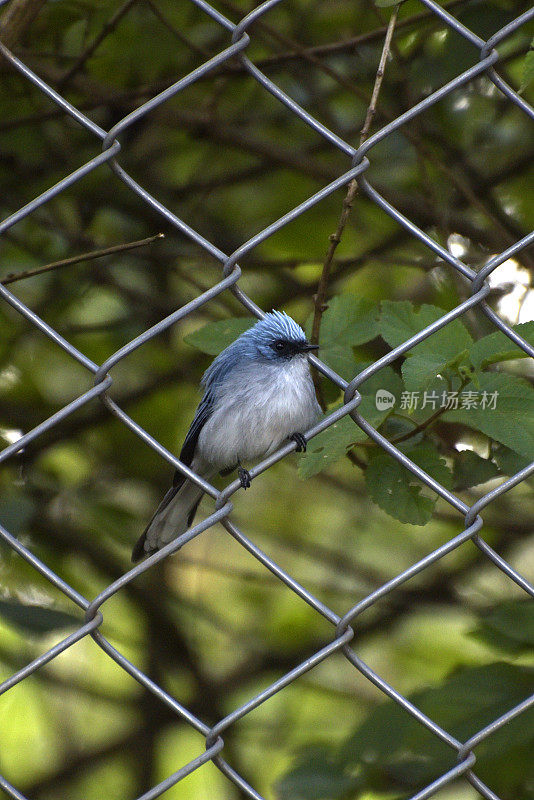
(0, 1, 533, 799)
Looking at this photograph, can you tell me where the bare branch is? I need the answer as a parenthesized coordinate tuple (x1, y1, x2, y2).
(311, 6, 399, 408)
(1, 233, 164, 285)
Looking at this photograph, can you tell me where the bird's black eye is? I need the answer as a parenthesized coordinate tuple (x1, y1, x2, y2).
(275, 340, 286, 351)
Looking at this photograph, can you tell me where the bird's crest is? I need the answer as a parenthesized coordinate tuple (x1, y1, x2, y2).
(250, 310, 306, 342)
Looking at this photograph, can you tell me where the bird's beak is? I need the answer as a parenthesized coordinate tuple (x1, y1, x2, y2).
(301, 342, 319, 352)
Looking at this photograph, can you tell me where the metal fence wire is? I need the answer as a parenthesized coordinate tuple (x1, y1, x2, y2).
(1, 0, 534, 798)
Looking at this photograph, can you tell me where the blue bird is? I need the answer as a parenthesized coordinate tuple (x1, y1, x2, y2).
(132, 311, 320, 561)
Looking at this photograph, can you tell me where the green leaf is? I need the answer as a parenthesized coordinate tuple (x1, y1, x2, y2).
(318, 344, 358, 384)
(520, 40, 534, 92)
(319, 295, 381, 349)
(338, 663, 534, 795)
(298, 415, 356, 480)
(284, 663, 534, 800)
(354, 365, 405, 429)
(472, 601, 534, 654)
(183, 317, 255, 355)
(380, 301, 444, 349)
(365, 442, 452, 525)
(468, 322, 534, 370)
(0, 599, 80, 635)
(402, 347, 472, 394)
(312, 295, 381, 381)
(276, 745, 360, 800)
(366, 452, 434, 525)
(443, 372, 534, 462)
(380, 301, 473, 391)
(374, 0, 403, 6)
(299, 365, 403, 479)
(407, 441, 454, 490)
(493, 445, 532, 476)
(453, 450, 500, 490)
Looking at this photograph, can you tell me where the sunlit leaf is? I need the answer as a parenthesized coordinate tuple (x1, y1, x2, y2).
(468, 322, 534, 369)
(443, 373, 534, 461)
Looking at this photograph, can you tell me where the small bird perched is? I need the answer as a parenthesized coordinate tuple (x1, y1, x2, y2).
(132, 310, 320, 561)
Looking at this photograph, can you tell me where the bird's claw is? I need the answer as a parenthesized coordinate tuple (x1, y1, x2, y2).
(238, 465, 251, 489)
(290, 432, 307, 452)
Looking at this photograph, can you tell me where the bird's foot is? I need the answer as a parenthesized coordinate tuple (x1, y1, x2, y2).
(290, 432, 307, 452)
(238, 465, 251, 489)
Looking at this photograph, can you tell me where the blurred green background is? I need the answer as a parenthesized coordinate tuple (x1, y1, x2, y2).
(0, 0, 533, 798)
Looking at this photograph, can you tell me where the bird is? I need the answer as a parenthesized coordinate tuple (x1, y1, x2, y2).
(131, 310, 321, 562)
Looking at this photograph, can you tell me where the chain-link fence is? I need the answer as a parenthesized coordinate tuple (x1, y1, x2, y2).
(0, 0, 533, 798)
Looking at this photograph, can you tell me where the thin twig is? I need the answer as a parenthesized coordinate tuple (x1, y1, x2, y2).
(311, 6, 399, 408)
(142, 0, 210, 59)
(359, 9, 399, 144)
(1, 233, 164, 285)
(355, 388, 469, 450)
(215, 0, 370, 105)
(250, 0, 469, 70)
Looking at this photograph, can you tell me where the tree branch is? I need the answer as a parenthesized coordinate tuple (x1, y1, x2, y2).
(1, 233, 164, 285)
(311, 6, 399, 408)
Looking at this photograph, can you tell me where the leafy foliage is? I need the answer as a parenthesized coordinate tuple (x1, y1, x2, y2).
(365, 442, 453, 525)
(443, 372, 534, 461)
(299, 365, 403, 479)
(452, 450, 500, 490)
(312, 295, 381, 381)
(278, 663, 534, 800)
(380, 301, 473, 391)
(472, 600, 534, 654)
(520, 38, 534, 92)
(468, 322, 534, 369)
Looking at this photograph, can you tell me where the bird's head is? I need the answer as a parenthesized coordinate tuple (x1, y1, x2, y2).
(246, 311, 319, 362)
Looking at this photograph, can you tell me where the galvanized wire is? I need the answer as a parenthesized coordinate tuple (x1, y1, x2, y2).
(0, 1, 533, 799)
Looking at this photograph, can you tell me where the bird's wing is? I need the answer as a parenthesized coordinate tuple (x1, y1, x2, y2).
(131, 393, 214, 562)
(173, 391, 214, 487)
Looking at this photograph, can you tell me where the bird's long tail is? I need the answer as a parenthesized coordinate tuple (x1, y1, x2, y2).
(131, 466, 208, 562)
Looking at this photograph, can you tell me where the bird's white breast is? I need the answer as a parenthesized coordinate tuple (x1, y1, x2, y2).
(196, 356, 320, 469)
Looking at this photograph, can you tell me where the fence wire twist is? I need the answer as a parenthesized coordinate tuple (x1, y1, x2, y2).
(0, 1, 533, 798)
